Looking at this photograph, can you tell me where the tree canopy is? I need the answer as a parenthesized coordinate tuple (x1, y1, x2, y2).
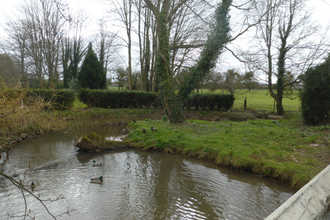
(300, 55, 330, 125)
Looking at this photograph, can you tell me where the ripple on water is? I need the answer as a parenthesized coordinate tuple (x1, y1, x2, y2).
(0, 132, 294, 220)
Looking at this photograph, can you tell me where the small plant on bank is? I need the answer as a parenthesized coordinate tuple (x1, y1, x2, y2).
(162, 115, 168, 122)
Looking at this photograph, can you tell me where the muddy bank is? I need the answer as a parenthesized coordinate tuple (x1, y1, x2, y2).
(0, 130, 43, 154)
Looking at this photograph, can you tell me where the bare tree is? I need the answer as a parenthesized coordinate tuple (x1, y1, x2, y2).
(95, 18, 119, 83)
(1, 19, 28, 87)
(233, 0, 328, 115)
(223, 69, 241, 94)
(61, 9, 88, 89)
(114, 67, 128, 90)
(3, 0, 67, 89)
(135, 0, 151, 91)
(110, 0, 133, 91)
(0, 54, 22, 87)
(204, 71, 225, 92)
(241, 71, 258, 92)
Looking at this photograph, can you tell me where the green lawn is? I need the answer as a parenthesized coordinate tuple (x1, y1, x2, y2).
(198, 89, 300, 111)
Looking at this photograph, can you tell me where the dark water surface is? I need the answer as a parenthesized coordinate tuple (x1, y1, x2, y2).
(0, 130, 295, 219)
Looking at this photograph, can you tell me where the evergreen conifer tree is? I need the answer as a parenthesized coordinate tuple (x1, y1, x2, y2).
(78, 43, 106, 89)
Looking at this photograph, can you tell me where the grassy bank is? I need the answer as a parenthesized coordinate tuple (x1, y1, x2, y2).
(1, 104, 329, 190)
(126, 112, 330, 189)
(0, 89, 323, 190)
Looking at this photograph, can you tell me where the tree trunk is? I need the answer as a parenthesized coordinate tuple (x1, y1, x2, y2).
(128, 0, 132, 91)
(157, 11, 186, 123)
(49, 66, 54, 89)
(145, 0, 231, 123)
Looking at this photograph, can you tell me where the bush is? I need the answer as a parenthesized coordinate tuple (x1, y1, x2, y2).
(300, 55, 330, 125)
(3, 89, 76, 110)
(26, 89, 75, 110)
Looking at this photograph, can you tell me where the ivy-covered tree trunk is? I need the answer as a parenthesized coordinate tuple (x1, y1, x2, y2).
(275, 43, 286, 116)
(152, 0, 232, 123)
(157, 12, 186, 123)
(178, 0, 231, 102)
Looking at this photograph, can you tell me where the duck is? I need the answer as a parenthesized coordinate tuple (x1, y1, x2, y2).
(91, 176, 103, 183)
(31, 181, 36, 189)
(93, 160, 102, 166)
(142, 128, 146, 133)
(151, 126, 157, 131)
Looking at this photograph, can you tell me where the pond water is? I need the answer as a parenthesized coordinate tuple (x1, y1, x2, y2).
(0, 126, 295, 219)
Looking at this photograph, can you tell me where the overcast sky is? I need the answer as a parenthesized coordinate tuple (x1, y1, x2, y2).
(0, 0, 329, 74)
(1, 0, 329, 36)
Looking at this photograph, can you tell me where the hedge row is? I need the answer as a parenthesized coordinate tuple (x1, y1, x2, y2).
(78, 89, 161, 108)
(78, 89, 234, 111)
(1, 89, 75, 110)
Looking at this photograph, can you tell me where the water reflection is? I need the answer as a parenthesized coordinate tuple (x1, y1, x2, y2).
(0, 131, 295, 219)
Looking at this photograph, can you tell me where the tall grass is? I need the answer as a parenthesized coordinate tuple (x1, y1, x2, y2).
(0, 87, 66, 141)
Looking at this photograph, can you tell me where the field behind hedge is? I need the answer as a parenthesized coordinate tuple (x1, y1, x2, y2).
(197, 89, 301, 111)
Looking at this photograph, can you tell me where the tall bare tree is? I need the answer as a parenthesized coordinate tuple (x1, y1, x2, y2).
(1, 19, 28, 87)
(110, 0, 133, 91)
(136, 0, 151, 91)
(95, 19, 118, 83)
(234, 0, 328, 115)
(61, 9, 87, 89)
(4, 0, 67, 89)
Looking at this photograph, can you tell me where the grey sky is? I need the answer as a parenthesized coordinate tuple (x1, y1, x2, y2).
(0, 0, 329, 75)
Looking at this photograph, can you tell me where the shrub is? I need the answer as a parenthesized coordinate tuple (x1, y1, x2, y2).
(300, 55, 330, 125)
(1, 89, 75, 110)
(26, 89, 75, 110)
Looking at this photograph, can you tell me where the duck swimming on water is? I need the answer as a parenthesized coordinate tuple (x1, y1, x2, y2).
(93, 160, 102, 166)
(91, 176, 103, 183)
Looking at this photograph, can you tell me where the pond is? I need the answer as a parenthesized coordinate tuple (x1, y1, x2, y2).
(0, 126, 295, 219)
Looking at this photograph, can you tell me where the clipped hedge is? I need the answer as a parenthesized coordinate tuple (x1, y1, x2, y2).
(78, 89, 162, 108)
(78, 89, 234, 111)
